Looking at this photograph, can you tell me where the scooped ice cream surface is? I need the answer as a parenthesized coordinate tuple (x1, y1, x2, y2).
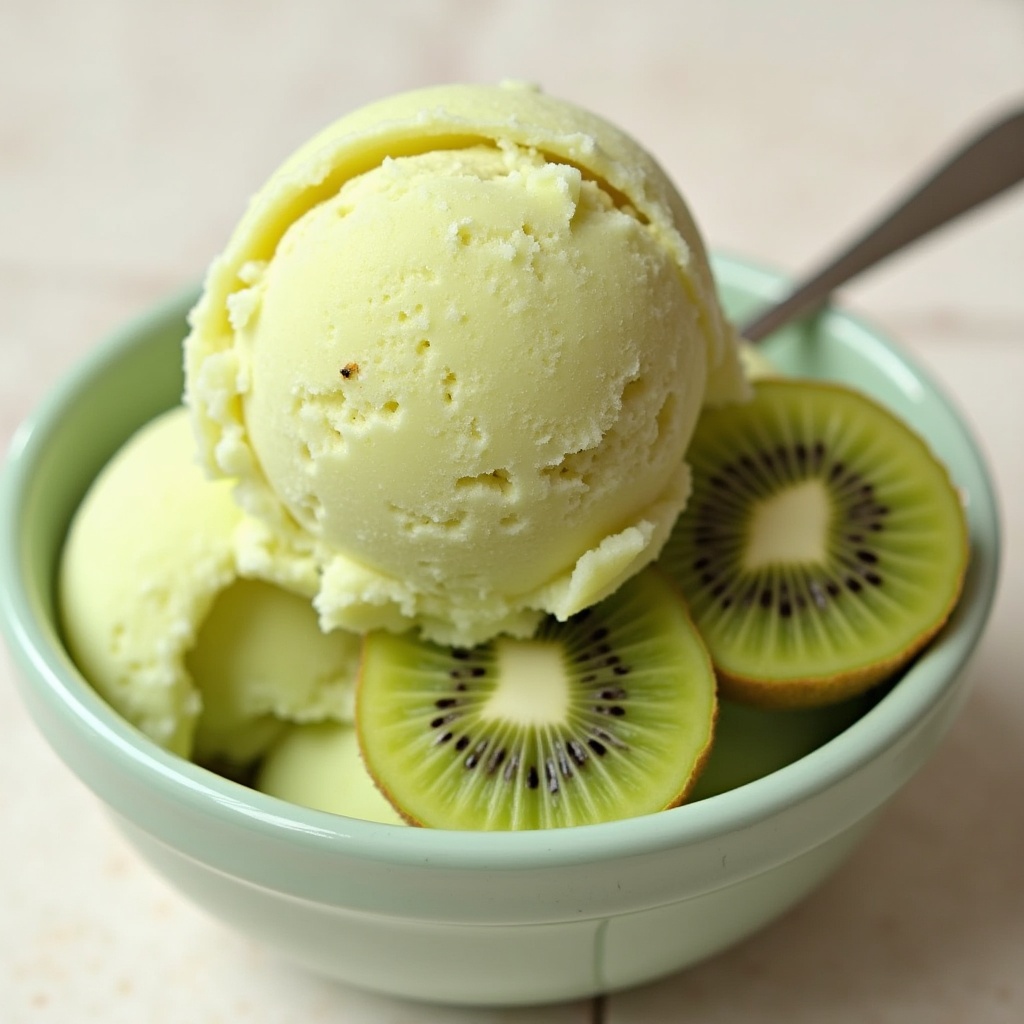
(186, 82, 748, 646)
(58, 407, 360, 762)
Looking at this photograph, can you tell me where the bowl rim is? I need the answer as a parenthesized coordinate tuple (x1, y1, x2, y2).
(0, 254, 1002, 870)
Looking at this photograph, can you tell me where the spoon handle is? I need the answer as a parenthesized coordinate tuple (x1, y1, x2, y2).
(741, 106, 1024, 343)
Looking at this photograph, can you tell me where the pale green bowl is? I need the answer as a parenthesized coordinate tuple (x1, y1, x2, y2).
(0, 255, 1000, 1006)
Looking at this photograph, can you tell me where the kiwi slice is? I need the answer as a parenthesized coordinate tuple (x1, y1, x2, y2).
(659, 378, 969, 707)
(356, 568, 717, 830)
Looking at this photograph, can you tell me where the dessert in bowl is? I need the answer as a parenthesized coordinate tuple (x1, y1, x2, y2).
(0, 84, 999, 1006)
(0, 253, 998, 1005)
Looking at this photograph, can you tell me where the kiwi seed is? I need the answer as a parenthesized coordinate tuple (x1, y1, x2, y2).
(356, 568, 717, 830)
(658, 378, 969, 707)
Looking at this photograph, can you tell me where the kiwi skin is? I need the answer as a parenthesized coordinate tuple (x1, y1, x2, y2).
(722, 637, 930, 710)
(355, 568, 718, 830)
(660, 378, 970, 710)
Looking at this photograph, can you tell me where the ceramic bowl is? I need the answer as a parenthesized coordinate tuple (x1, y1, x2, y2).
(0, 255, 1000, 1006)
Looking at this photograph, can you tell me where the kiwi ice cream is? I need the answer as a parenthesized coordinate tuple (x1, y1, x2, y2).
(185, 82, 749, 647)
(59, 407, 360, 762)
(52, 82, 970, 833)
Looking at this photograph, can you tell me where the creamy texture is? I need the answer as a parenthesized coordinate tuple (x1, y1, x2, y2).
(257, 722, 405, 825)
(186, 578, 359, 765)
(59, 407, 358, 760)
(186, 82, 749, 645)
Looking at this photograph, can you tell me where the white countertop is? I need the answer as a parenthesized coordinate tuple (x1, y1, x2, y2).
(2, 1, 1022, 1021)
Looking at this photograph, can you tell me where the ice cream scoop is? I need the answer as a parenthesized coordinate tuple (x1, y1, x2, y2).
(185, 82, 749, 646)
(59, 407, 359, 762)
(257, 722, 405, 825)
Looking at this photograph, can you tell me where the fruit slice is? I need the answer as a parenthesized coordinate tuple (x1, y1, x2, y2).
(356, 568, 717, 830)
(659, 378, 969, 707)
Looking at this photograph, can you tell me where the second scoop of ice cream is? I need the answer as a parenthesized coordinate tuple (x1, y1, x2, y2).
(187, 84, 748, 646)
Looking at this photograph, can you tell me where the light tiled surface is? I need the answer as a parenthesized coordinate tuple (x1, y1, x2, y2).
(1, 2, 1022, 1021)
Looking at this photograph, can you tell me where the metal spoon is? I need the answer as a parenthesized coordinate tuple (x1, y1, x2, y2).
(741, 105, 1024, 343)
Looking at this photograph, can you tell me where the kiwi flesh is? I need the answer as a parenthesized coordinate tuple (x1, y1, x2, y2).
(659, 378, 969, 708)
(356, 568, 717, 830)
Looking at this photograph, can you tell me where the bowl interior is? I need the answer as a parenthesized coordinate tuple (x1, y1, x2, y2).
(0, 256, 1001, 868)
